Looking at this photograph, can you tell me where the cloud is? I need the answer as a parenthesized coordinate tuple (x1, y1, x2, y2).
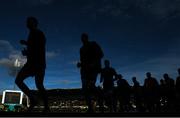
(118, 54, 180, 85)
(17, 0, 55, 7)
(0, 40, 15, 53)
(0, 40, 26, 77)
(46, 79, 80, 86)
(115, 37, 180, 85)
(82, 0, 180, 22)
(0, 53, 27, 77)
(46, 51, 59, 58)
(38, 0, 54, 5)
(0, 40, 58, 77)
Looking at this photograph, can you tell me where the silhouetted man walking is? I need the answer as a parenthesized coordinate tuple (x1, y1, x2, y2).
(143, 72, 159, 112)
(100, 60, 117, 112)
(15, 17, 49, 112)
(163, 73, 175, 111)
(116, 74, 131, 112)
(132, 77, 143, 112)
(77, 33, 104, 113)
(176, 68, 180, 111)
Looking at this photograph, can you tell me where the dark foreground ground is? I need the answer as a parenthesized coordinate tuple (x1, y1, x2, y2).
(0, 110, 180, 117)
(0, 112, 178, 117)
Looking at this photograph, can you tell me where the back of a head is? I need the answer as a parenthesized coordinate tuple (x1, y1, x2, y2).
(146, 72, 151, 78)
(163, 73, 169, 79)
(81, 33, 89, 45)
(104, 60, 110, 67)
(178, 68, 180, 74)
(132, 77, 136, 83)
(117, 74, 123, 80)
(27, 16, 38, 29)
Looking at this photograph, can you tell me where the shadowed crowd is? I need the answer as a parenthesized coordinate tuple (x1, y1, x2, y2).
(14, 16, 180, 113)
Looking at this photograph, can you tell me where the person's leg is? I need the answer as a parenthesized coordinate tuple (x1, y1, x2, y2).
(89, 72, 98, 112)
(15, 65, 36, 111)
(15, 65, 33, 100)
(80, 69, 86, 90)
(35, 69, 49, 111)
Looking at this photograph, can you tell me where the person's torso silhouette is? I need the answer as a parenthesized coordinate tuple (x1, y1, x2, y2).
(78, 33, 104, 89)
(176, 69, 180, 94)
(80, 41, 103, 72)
(116, 74, 131, 95)
(26, 29, 46, 69)
(101, 60, 117, 91)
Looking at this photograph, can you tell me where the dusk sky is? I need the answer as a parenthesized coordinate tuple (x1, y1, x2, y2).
(0, 0, 180, 91)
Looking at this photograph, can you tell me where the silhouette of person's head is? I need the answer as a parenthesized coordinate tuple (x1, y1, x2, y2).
(160, 79, 164, 85)
(81, 33, 89, 45)
(27, 17, 38, 30)
(117, 74, 123, 80)
(104, 60, 110, 68)
(146, 72, 151, 78)
(163, 73, 169, 80)
(178, 68, 180, 75)
(132, 77, 137, 83)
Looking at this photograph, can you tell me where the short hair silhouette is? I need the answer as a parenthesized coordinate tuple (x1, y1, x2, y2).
(178, 68, 180, 74)
(146, 72, 151, 78)
(132, 77, 137, 82)
(163, 73, 169, 79)
(104, 60, 110, 67)
(81, 33, 89, 45)
(27, 17, 38, 29)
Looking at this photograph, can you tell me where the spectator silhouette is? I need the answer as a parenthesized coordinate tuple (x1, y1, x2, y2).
(163, 73, 175, 111)
(77, 33, 104, 113)
(96, 86, 105, 113)
(132, 77, 143, 112)
(100, 60, 117, 112)
(143, 72, 159, 112)
(116, 74, 131, 112)
(159, 79, 167, 112)
(176, 68, 180, 111)
(15, 17, 49, 112)
(176, 68, 180, 93)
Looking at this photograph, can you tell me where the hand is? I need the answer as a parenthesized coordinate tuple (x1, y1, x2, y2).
(22, 48, 27, 56)
(20, 40, 27, 45)
(77, 62, 81, 68)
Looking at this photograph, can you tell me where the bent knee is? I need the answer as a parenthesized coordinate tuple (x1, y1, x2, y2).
(15, 78, 23, 85)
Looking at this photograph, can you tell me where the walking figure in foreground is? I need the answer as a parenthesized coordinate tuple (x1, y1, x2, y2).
(15, 17, 49, 112)
(77, 33, 104, 113)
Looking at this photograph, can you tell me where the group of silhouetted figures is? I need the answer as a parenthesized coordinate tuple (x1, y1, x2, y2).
(15, 16, 180, 113)
(89, 69, 180, 113)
